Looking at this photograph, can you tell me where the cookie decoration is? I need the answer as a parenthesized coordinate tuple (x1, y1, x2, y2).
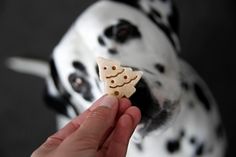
(96, 57, 143, 98)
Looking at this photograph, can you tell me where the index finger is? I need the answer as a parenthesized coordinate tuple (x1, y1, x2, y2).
(41, 95, 131, 149)
(43, 96, 107, 143)
(71, 96, 132, 128)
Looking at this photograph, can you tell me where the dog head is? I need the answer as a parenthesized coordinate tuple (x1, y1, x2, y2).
(51, 0, 182, 135)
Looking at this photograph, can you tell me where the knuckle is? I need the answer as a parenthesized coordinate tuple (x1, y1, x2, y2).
(43, 136, 62, 149)
(75, 136, 99, 150)
(88, 106, 112, 123)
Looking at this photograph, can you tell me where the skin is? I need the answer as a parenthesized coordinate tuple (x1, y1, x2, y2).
(31, 95, 141, 157)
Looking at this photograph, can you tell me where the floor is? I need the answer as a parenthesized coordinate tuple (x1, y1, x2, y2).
(0, 0, 235, 156)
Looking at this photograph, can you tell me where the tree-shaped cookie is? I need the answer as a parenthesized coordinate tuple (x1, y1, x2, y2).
(96, 57, 143, 98)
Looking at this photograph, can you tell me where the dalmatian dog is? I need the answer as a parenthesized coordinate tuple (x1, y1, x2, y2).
(7, 0, 227, 156)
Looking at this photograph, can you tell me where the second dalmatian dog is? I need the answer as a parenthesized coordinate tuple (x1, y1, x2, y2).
(8, 0, 227, 156)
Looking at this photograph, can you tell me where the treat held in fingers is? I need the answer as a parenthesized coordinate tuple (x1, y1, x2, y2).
(96, 57, 143, 98)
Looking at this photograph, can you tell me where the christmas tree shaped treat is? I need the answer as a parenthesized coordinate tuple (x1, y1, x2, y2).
(96, 57, 143, 98)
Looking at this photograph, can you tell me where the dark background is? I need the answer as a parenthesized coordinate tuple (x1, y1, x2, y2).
(0, 0, 235, 156)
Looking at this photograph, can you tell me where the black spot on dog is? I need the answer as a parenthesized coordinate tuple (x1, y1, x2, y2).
(108, 48, 118, 55)
(190, 137, 197, 145)
(193, 83, 211, 111)
(143, 69, 155, 75)
(168, 4, 179, 35)
(136, 143, 143, 151)
(155, 63, 165, 73)
(98, 35, 106, 46)
(112, 0, 140, 9)
(95, 78, 102, 92)
(148, 110, 169, 132)
(181, 81, 190, 91)
(195, 143, 204, 156)
(104, 19, 142, 44)
(180, 129, 185, 138)
(95, 65, 99, 77)
(155, 81, 162, 87)
(68, 73, 93, 101)
(104, 26, 113, 38)
(216, 123, 224, 139)
(150, 8, 162, 18)
(50, 59, 60, 89)
(188, 101, 195, 109)
(72, 61, 87, 74)
(166, 139, 180, 154)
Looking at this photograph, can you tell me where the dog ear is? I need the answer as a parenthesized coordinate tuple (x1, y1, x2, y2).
(168, 4, 179, 36)
(43, 87, 70, 117)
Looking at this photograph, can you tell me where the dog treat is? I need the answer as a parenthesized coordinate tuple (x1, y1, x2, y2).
(96, 57, 143, 98)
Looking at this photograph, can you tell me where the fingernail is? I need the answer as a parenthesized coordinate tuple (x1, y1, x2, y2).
(99, 95, 117, 108)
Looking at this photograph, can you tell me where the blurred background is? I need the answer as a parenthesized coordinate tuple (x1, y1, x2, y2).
(0, 0, 235, 156)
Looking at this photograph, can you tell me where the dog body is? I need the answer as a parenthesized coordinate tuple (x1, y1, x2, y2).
(8, 0, 226, 156)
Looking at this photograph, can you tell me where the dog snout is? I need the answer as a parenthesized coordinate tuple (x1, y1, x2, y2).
(130, 78, 161, 118)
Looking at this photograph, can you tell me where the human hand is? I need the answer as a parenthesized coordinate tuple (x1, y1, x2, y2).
(31, 95, 141, 157)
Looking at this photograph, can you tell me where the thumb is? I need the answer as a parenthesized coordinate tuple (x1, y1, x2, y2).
(63, 95, 119, 151)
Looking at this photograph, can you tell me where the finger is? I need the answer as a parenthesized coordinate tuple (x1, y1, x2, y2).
(101, 106, 141, 149)
(105, 106, 141, 157)
(51, 95, 108, 141)
(117, 98, 132, 117)
(97, 97, 132, 153)
(32, 121, 80, 157)
(98, 98, 132, 148)
(32, 95, 108, 155)
(71, 95, 108, 126)
(62, 95, 119, 151)
(78, 97, 131, 145)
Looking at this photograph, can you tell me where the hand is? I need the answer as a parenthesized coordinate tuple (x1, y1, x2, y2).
(31, 95, 141, 157)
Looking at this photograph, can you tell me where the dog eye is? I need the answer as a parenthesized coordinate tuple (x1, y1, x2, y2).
(69, 74, 84, 93)
(68, 73, 94, 101)
(74, 78, 83, 86)
(155, 63, 165, 73)
(116, 26, 131, 40)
